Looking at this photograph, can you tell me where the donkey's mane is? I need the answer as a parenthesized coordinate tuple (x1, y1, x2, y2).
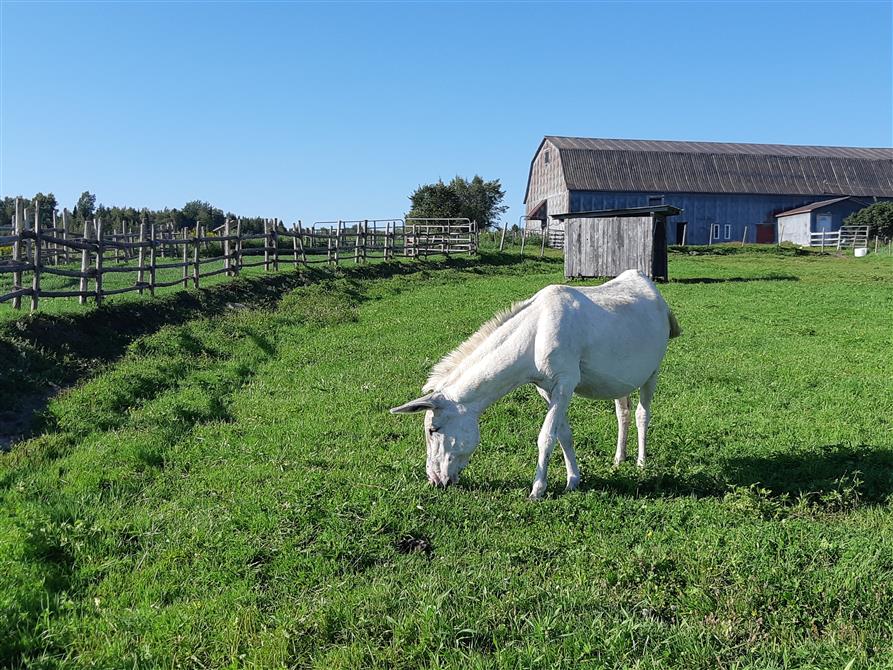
(424, 298, 532, 392)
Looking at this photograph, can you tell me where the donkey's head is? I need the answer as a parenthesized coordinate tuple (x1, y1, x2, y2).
(390, 393, 480, 487)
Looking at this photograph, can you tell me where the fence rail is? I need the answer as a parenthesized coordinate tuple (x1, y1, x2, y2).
(0, 200, 477, 311)
(808, 225, 870, 250)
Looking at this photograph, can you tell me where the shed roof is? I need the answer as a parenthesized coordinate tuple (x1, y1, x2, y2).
(774, 196, 873, 218)
(551, 205, 682, 220)
(525, 136, 893, 203)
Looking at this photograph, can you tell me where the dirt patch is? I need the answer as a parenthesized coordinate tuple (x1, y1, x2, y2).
(394, 534, 434, 558)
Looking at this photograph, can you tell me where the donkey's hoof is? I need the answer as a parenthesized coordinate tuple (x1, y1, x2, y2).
(636, 459, 646, 469)
(528, 483, 547, 500)
(564, 476, 580, 492)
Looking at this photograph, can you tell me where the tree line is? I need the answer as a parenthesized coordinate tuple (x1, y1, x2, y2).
(1, 191, 272, 234)
(2, 174, 510, 237)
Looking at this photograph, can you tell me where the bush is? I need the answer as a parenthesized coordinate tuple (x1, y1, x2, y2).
(844, 201, 893, 238)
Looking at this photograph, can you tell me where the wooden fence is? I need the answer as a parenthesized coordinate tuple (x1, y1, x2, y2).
(0, 200, 477, 311)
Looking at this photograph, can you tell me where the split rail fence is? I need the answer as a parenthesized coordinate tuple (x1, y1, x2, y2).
(0, 200, 477, 312)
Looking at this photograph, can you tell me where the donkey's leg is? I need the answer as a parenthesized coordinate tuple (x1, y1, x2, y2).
(537, 386, 580, 491)
(530, 381, 575, 500)
(635, 371, 659, 468)
(613, 396, 630, 466)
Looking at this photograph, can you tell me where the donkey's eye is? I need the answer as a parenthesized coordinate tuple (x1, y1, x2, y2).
(428, 427, 438, 435)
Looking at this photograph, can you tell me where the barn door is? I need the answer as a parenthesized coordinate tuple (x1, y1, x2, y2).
(816, 214, 833, 233)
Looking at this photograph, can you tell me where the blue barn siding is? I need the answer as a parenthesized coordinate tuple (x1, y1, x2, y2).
(569, 192, 828, 244)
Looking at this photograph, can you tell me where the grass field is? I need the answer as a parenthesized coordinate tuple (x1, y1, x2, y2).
(1, 249, 892, 668)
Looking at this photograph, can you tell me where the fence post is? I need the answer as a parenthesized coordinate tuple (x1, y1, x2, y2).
(182, 228, 189, 287)
(499, 219, 508, 252)
(137, 217, 147, 294)
(79, 219, 91, 305)
(193, 223, 201, 287)
(263, 219, 270, 271)
(741, 225, 748, 246)
(384, 221, 391, 260)
(273, 218, 280, 271)
(224, 217, 231, 276)
(540, 224, 547, 258)
(149, 223, 157, 297)
(235, 218, 242, 274)
(31, 207, 41, 312)
(12, 197, 23, 310)
(291, 223, 299, 269)
(62, 208, 71, 264)
(333, 221, 341, 266)
(95, 218, 104, 306)
(363, 219, 369, 263)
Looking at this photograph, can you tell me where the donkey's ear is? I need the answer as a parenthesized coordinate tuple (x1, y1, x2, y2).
(390, 394, 439, 414)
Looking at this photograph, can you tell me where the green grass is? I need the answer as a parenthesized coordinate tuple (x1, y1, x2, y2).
(1, 250, 892, 668)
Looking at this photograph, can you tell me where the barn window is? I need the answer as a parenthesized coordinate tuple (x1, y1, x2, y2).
(724, 224, 732, 239)
(711, 224, 720, 241)
(544, 150, 551, 164)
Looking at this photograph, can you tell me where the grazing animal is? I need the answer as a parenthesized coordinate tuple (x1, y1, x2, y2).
(391, 269, 681, 499)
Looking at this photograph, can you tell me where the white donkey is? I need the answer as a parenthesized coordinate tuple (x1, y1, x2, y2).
(391, 269, 681, 499)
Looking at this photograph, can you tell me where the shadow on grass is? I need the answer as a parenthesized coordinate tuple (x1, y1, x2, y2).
(0, 252, 546, 448)
(472, 444, 893, 505)
(669, 274, 800, 284)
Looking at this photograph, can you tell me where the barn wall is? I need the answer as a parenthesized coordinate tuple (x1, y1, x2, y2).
(569, 191, 829, 244)
(778, 213, 811, 245)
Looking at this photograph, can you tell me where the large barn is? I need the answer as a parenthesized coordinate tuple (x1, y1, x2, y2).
(524, 137, 893, 245)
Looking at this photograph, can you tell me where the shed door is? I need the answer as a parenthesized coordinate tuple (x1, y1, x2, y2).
(816, 214, 833, 233)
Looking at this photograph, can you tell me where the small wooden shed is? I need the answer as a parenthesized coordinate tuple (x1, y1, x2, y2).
(553, 205, 681, 281)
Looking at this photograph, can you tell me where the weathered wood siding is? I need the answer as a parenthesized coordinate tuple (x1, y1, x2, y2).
(777, 212, 811, 245)
(564, 216, 655, 278)
(526, 140, 568, 223)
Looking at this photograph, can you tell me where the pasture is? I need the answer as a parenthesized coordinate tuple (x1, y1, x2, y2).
(1, 249, 892, 668)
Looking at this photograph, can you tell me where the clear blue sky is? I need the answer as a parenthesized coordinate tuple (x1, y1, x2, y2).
(2, 1, 891, 227)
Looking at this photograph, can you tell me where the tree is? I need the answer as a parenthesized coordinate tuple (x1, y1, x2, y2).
(844, 201, 893, 238)
(448, 175, 508, 228)
(406, 175, 507, 228)
(75, 191, 96, 223)
(407, 181, 464, 220)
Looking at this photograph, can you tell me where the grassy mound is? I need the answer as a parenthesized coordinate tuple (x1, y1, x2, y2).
(1, 251, 892, 668)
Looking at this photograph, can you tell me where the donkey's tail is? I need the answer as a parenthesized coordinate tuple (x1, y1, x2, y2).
(668, 309, 682, 338)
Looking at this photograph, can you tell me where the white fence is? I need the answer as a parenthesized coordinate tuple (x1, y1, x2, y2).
(809, 225, 870, 250)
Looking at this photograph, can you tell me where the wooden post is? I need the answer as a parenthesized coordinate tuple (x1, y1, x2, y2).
(79, 219, 91, 305)
(291, 223, 299, 268)
(327, 228, 333, 266)
(777, 222, 784, 247)
(182, 228, 189, 287)
(61, 208, 71, 264)
(137, 218, 147, 294)
(681, 223, 687, 246)
(334, 221, 342, 266)
(235, 218, 242, 274)
(519, 227, 527, 256)
(12, 198, 23, 309)
(297, 221, 307, 266)
(95, 218, 104, 306)
(874, 236, 879, 254)
(149, 224, 157, 297)
(273, 218, 280, 271)
(499, 219, 509, 252)
(193, 223, 201, 287)
(224, 217, 232, 276)
(354, 220, 362, 264)
(262, 219, 270, 271)
(540, 224, 547, 258)
(31, 207, 41, 312)
(708, 224, 714, 246)
(385, 221, 391, 260)
(363, 219, 369, 263)
(741, 225, 748, 246)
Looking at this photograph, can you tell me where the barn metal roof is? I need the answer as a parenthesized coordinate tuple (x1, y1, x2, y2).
(525, 136, 893, 202)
